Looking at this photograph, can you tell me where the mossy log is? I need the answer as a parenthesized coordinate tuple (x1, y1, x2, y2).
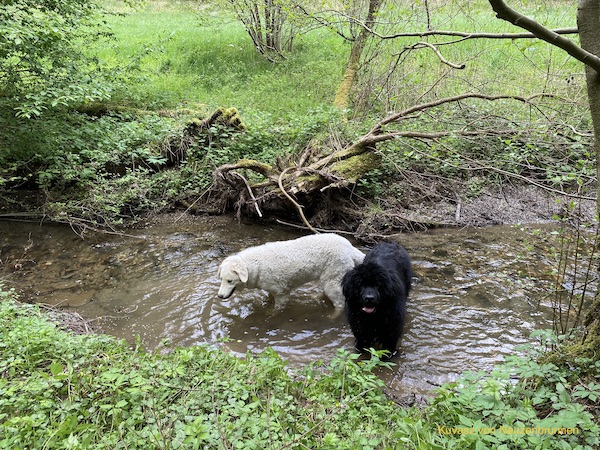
(161, 107, 246, 166)
(542, 295, 600, 368)
(574, 296, 600, 360)
(212, 142, 381, 229)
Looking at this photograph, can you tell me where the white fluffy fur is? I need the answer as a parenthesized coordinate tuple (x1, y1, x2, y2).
(217, 233, 365, 311)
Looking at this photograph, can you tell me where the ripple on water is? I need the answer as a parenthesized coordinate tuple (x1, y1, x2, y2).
(0, 217, 565, 395)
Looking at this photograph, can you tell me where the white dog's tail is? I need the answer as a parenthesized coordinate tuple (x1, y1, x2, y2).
(352, 248, 366, 266)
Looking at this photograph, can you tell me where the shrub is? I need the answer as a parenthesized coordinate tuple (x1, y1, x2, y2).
(0, 287, 598, 449)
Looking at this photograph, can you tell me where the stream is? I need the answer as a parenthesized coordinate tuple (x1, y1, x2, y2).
(0, 215, 562, 395)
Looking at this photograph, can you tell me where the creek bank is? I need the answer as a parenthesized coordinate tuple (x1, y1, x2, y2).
(199, 182, 597, 237)
(0, 167, 595, 236)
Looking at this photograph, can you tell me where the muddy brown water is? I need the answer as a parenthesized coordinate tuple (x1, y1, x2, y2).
(0, 215, 559, 395)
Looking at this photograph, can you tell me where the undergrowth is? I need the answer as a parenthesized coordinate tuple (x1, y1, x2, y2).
(0, 0, 593, 228)
(424, 330, 600, 450)
(0, 290, 598, 449)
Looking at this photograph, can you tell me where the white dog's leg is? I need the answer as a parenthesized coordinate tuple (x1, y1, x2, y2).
(322, 281, 346, 318)
(273, 294, 290, 310)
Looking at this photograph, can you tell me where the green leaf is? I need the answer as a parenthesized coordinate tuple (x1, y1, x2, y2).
(50, 361, 63, 376)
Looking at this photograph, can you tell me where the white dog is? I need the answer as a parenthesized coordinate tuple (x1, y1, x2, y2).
(217, 233, 364, 313)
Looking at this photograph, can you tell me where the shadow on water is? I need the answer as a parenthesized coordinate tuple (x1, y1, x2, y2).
(0, 215, 559, 395)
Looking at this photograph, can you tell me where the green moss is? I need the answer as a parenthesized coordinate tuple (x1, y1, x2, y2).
(331, 151, 382, 183)
(184, 107, 246, 135)
(540, 298, 600, 370)
(218, 107, 246, 130)
(236, 158, 272, 175)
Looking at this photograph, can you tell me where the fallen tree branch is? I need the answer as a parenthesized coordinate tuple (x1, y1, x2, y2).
(374, 93, 544, 131)
(310, 93, 554, 171)
(214, 159, 274, 181)
(211, 93, 592, 229)
(278, 167, 319, 233)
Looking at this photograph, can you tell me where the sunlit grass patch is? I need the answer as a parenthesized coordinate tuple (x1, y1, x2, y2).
(98, 1, 347, 115)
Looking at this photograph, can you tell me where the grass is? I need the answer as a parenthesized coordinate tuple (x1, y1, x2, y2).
(100, 0, 348, 116)
(98, 0, 583, 117)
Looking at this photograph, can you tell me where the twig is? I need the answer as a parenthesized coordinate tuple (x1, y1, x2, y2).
(411, 41, 465, 69)
(454, 192, 462, 222)
(275, 219, 356, 236)
(277, 167, 319, 234)
(409, 141, 596, 202)
(466, 158, 596, 201)
(232, 172, 263, 218)
(174, 186, 212, 222)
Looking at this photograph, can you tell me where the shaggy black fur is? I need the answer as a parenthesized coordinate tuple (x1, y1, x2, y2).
(342, 242, 412, 358)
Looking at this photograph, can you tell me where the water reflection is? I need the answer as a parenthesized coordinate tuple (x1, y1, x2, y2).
(0, 216, 561, 394)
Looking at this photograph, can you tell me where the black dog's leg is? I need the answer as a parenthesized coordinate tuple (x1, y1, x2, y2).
(354, 325, 376, 353)
(380, 341, 398, 358)
(379, 322, 401, 358)
(355, 341, 369, 353)
(353, 333, 370, 353)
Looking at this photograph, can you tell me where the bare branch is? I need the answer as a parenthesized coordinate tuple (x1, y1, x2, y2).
(371, 93, 534, 133)
(304, 6, 578, 42)
(372, 27, 578, 41)
(409, 41, 465, 69)
(232, 172, 263, 217)
(489, 0, 600, 73)
(348, 12, 578, 42)
(277, 167, 319, 233)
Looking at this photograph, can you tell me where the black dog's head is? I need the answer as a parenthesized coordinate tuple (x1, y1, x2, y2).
(342, 262, 400, 315)
(357, 285, 380, 314)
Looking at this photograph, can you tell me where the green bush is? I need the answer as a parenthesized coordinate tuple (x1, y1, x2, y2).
(424, 332, 600, 450)
(0, 0, 117, 118)
(1, 285, 598, 449)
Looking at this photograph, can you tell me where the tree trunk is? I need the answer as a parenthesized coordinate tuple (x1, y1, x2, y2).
(228, 0, 291, 59)
(333, 0, 383, 110)
(577, 0, 600, 357)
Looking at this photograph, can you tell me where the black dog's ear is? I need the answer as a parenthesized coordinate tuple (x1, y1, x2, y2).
(341, 268, 359, 299)
(380, 273, 406, 300)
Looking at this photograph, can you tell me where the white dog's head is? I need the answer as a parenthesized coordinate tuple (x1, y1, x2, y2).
(217, 256, 249, 299)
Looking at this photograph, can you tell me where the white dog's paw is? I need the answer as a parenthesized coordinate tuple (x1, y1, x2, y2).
(328, 307, 344, 320)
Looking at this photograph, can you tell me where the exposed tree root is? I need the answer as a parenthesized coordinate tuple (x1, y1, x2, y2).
(208, 93, 583, 232)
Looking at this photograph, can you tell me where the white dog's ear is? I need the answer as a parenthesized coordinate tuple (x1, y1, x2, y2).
(235, 262, 249, 283)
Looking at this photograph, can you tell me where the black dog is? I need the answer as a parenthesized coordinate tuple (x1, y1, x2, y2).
(342, 242, 412, 358)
